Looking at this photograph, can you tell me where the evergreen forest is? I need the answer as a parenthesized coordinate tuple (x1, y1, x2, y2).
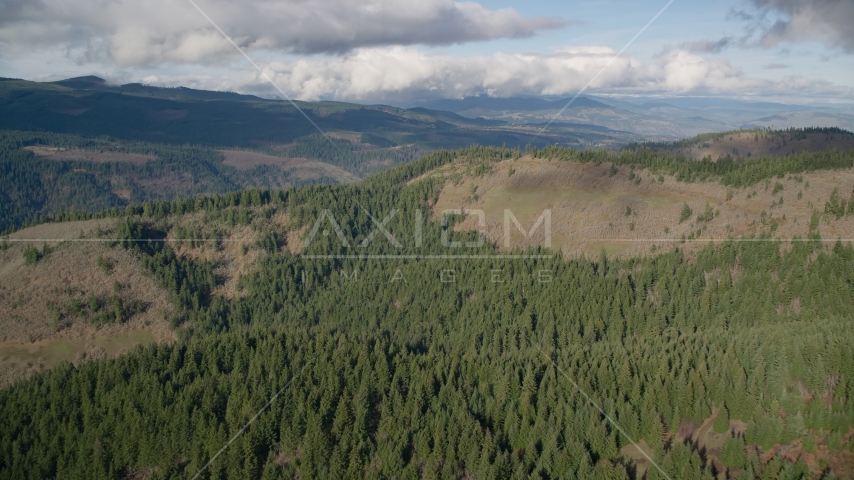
(2, 144, 854, 478)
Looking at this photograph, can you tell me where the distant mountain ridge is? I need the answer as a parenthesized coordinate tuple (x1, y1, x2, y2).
(421, 95, 611, 113)
(0, 77, 649, 231)
(639, 127, 854, 160)
(0, 76, 638, 150)
(413, 94, 854, 138)
(7, 76, 853, 141)
(49, 75, 268, 102)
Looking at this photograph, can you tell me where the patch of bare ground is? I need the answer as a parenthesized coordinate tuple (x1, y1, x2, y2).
(430, 155, 854, 258)
(221, 150, 305, 171)
(406, 162, 458, 185)
(754, 429, 854, 480)
(285, 224, 308, 254)
(618, 439, 655, 478)
(327, 131, 363, 142)
(170, 223, 260, 299)
(364, 158, 394, 169)
(113, 189, 132, 201)
(133, 171, 196, 197)
(122, 465, 157, 480)
(166, 209, 294, 298)
(621, 411, 853, 479)
(270, 211, 308, 255)
(828, 447, 854, 480)
(244, 138, 294, 149)
(220, 150, 360, 184)
(24, 145, 155, 164)
(0, 219, 174, 387)
(686, 410, 733, 476)
(668, 130, 854, 161)
(674, 410, 853, 479)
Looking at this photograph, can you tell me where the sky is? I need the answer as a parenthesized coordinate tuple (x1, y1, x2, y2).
(1, 0, 852, 105)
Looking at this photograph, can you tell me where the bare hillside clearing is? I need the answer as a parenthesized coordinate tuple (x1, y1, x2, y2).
(664, 130, 854, 160)
(0, 219, 174, 387)
(220, 150, 360, 184)
(165, 208, 295, 298)
(429, 155, 854, 257)
(24, 145, 155, 164)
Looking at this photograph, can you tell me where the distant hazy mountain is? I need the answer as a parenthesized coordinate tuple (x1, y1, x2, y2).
(413, 94, 854, 139)
(0, 76, 642, 149)
(606, 96, 854, 131)
(1, 77, 659, 230)
(422, 96, 611, 113)
(640, 127, 854, 161)
(742, 111, 854, 132)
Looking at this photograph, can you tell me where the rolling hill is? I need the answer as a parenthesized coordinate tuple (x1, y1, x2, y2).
(0, 76, 636, 150)
(641, 127, 854, 160)
(0, 78, 653, 231)
(2, 134, 854, 478)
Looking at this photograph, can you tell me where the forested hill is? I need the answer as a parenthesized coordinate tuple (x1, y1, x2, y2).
(0, 130, 350, 233)
(2, 144, 854, 478)
(638, 127, 854, 160)
(0, 76, 601, 150)
(0, 77, 645, 231)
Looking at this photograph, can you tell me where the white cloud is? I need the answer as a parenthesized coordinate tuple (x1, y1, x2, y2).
(2, 0, 849, 103)
(124, 45, 851, 103)
(656, 50, 763, 94)
(0, 0, 565, 65)
(668, 0, 854, 77)
(219, 46, 843, 102)
(751, 0, 854, 53)
(13, 42, 845, 104)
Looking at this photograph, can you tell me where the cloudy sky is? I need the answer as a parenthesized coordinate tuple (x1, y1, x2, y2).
(1, 0, 852, 104)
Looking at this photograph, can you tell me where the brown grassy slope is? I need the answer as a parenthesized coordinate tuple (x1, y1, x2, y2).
(220, 150, 360, 184)
(25, 146, 359, 193)
(660, 130, 854, 160)
(0, 204, 291, 368)
(159, 205, 296, 298)
(428, 155, 854, 258)
(0, 219, 174, 387)
(166, 216, 258, 299)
